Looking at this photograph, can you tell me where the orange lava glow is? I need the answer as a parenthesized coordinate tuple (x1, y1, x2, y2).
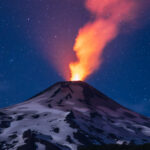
(69, 0, 137, 81)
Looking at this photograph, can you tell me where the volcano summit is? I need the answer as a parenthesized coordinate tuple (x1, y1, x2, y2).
(0, 81, 150, 150)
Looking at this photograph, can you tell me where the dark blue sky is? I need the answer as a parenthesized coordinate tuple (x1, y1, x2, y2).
(0, 0, 150, 116)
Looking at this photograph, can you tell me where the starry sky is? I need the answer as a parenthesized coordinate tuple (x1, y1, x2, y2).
(0, 0, 150, 116)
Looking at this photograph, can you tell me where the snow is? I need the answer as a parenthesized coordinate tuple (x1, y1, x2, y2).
(36, 142, 45, 150)
(112, 120, 135, 133)
(116, 140, 129, 145)
(133, 124, 150, 136)
(65, 101, 75, 105)
(0, 101, 79, 150)
(73, 107, 89, 113)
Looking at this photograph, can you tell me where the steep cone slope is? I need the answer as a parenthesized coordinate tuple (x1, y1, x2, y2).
(0, 81, 150, 150)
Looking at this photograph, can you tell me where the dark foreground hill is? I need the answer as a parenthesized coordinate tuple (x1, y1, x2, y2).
(79, 143, 150, 150)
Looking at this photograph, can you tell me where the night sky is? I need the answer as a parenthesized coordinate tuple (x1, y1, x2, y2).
(0, 0, 150, 116)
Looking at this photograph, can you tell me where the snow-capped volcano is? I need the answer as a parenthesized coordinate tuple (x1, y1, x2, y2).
(0, 81, 150, 150)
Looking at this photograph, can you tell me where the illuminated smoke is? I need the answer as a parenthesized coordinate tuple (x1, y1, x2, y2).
(69, 0, 137, 81)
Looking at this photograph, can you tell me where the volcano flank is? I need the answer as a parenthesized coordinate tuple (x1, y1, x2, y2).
(0, 81, 150, 150)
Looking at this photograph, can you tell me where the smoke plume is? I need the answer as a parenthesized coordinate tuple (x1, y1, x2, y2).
(69, 0, 138, 81)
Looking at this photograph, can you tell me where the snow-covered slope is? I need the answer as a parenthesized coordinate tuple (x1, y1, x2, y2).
(0, 81, 150, 150)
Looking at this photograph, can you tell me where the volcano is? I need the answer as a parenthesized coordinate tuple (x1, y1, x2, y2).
(0, 81, 150, 150)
